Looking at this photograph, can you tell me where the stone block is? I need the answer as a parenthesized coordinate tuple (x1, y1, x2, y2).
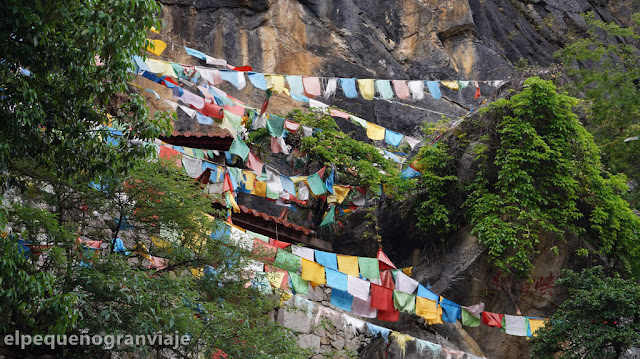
(297, 334, 320, 351)
(277, 308, 311, 333)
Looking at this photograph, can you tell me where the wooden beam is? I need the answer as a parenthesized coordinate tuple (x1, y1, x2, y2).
(231, 214, 332, 251)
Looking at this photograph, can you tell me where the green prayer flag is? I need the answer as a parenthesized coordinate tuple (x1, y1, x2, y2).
(266, 115, 285, 137)
(357, 257, 380, 280)
(306, 173, 326, 195)
(319, 206, 335, 227)
(266, 183, 279, 199)
(246, 230, 269, 242)
(349, 115, 367, 128)
(224, 111, 242, 131)
(229, 136, 250, 161)
(170, 63, 185, 78)
(207, 150, 216, 158)
(193, 148, 205, 159)
(461, 308, 481, 327)
(393, 290, 416, 314)
(274, 251, 301, 272)
(289, 272, 309, 294)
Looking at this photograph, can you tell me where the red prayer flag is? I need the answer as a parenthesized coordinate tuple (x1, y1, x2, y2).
(377, 308, 399, 322)
(377, 248, 397, 270)
(269, 238, 291, 249)
(370, 283, 394, 311)
(159, 146, 182, 167)
(380, 270, 395, 289)
(474, 86, 481, 99)
(199, 101, 224, 119)
(481, 311, 504, 328)
(251, 239, 278, 263)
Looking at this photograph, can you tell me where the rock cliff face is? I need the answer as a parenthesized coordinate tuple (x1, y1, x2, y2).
(156, 1, 636, 358)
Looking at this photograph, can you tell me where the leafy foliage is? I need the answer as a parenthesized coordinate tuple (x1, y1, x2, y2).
(287, 109, 403, 193)
(465, 77, 640, 276)
(0, 0, 172, 182)
(530, 267, 640, 359)
(0, 0, 304, 357)
(413, 144, 460, 236)
(557, 12, 640, 208)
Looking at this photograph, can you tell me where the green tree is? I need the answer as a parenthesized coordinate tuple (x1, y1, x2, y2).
(465, 77, 640, 275)
(0, 0, 304, 357)
(557, 12, 640, 208)
(531, 267, 640, 359)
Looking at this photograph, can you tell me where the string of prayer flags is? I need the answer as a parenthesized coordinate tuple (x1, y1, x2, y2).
(337, 255, 360, 278)
(358, 257, 381, 280)
(393, 290, 416, 314)
(301, 258, 326, 285)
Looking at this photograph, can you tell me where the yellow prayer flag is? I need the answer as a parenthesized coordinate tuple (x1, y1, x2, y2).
(333, 185, 350, 204)
(266, 75, 285, 93)
(301, 258, 326, 285)
(149, 26, 160, 34)
(253, 181, 267, 197)
(242, 170, 256, 191)
(290, 176, 308, 184)
(151, 235, 171, 250)
(366, 123, 385, 141)
(146, 39, 167, 56)
(337, 255, 360, 277)
(145, 59, 176, 78)
(401, 266, 413, 277)
(266, 271, 286, 288)
(357, 79, 375, 100)
(416, 297, 443, 324)
(226, 191, 240, 213)
(440, 81, 460, 90)
(528, 319, 547, 336)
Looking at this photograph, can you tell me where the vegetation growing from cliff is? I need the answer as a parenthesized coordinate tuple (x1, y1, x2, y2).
(287, 109, 404, 193)
(466, 77, 640, 276)
(557, 12, 640, 208)
(530, 267, 640, 359)
(410, 78, 640, 276)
